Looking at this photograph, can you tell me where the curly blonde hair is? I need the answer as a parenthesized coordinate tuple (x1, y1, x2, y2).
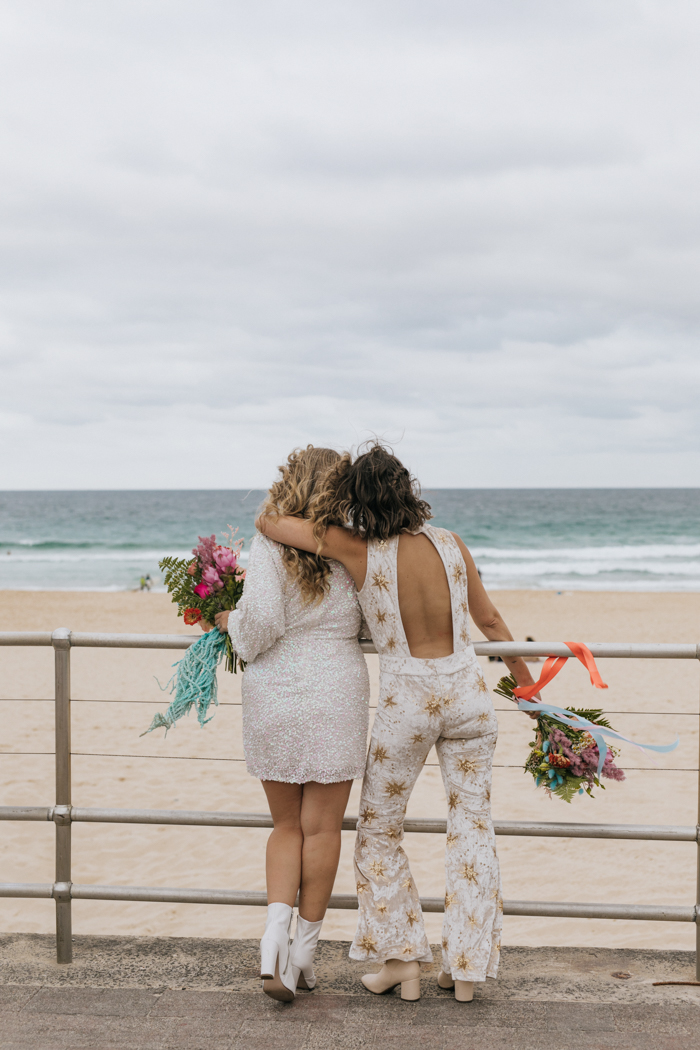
(261, 445, 341, 604)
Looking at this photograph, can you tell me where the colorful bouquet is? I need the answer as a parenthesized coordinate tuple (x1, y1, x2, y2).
(141, 530, 246, 737)
(159, 531, 246, 673)
(494, 641, 678, 803)
(495, 673, 624, 801)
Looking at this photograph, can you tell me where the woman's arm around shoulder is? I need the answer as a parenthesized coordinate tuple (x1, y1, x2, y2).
(255, 514, 368, 590)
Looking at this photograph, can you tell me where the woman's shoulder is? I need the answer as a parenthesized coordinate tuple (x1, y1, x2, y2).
(251, 531, 284, 556)
(247, 532, 287, 578)
(421, 523, 457, 546)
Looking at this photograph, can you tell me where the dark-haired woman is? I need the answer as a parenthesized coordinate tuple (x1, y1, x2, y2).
(257, 444, 538, 1003)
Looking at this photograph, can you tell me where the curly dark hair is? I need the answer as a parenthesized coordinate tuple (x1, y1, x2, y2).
(310, 442, 432, 542)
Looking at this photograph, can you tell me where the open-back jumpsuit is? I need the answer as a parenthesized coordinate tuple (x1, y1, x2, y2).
(349, 525, 502, 982)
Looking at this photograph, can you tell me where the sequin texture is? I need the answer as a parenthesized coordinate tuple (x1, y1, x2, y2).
(227, 534, 370, 784)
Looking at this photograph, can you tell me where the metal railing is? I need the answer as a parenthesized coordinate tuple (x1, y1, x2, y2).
(1, 631, 699, 975)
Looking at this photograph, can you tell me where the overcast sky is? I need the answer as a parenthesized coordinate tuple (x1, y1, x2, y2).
(1, 0, 699, 489)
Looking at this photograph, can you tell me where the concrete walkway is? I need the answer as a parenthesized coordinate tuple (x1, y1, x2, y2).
(1, 934, 699, 1049)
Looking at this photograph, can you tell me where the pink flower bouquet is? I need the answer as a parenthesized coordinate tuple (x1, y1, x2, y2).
(159, 530, 246, 673)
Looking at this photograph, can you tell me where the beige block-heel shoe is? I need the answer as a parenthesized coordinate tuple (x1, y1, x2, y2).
(362, 959, 421, 1001)
(438, 970, 474, 1002)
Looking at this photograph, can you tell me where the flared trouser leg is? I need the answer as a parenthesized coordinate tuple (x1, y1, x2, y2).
(349, 700, 434, 964)
(437, 731, 502, 981)
(349, 663, 501, 978)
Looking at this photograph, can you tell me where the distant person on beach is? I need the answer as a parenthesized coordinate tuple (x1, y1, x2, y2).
(139, 574, 152, 591)
(213, 447, 370, 1002)
(258, 442, 539, 1003)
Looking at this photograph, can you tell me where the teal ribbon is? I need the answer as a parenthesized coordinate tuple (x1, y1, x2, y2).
(517, 700, 679, 777)
(141, 629, 227, 736)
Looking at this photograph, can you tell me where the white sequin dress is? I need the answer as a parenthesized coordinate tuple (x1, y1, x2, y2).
(227, 533, 370, 784)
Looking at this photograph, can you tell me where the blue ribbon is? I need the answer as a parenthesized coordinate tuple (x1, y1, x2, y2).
(517, 700, 679, 778)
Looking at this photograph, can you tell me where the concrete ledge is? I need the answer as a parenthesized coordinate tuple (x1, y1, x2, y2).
(0, 934, 698, 1003)
(1, 936, 699, 1050)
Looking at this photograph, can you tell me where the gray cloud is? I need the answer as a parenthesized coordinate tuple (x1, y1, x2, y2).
(1, 0, 699, 488)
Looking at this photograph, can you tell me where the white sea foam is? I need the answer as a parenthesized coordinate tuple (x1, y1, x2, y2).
(476, 548, 700, 589)
(470, 543, 700, 560)
(483, 560, 700, 577)
(1, 549, 196, 563)
(0, 549, 251, 564)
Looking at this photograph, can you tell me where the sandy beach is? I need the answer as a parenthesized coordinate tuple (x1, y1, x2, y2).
(1, 588, 698, 951)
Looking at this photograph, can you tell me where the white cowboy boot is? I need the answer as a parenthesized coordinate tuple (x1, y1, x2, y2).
(289, 915, 324, 990)
(260, 902, 296, 1002)
(362, 959, 421, 1000)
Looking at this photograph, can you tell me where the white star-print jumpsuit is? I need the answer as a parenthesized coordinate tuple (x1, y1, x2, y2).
(349, 525, 502, 982)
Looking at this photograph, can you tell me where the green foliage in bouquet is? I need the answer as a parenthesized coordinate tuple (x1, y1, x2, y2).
(494, 673, 624, 802)
(159, 531, 246, 673)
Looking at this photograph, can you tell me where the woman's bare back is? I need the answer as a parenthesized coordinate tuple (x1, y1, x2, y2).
(258, 510, 537, 696)
(396, 532, 454, 659)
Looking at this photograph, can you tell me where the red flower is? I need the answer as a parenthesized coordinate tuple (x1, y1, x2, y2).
(183, 608, 202, 626)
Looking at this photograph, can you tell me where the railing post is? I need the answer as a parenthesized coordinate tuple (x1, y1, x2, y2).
(52, 628, 72, 963)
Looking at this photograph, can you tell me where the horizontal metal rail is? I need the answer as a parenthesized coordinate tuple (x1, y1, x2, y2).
(0, 883, 55, 898)
(0, 880, 694, 923)
(1, 805, 698, 842)
(1, 632, 699, 659)
(1, 630, 698, 972)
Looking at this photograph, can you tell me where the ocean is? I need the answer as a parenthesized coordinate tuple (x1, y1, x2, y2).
(0, 489, 698, 592)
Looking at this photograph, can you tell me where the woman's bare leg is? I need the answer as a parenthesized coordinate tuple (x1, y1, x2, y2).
(298, 780, 353, 921)
(261, 779, 353, 917)
(261, 781, 304, 905)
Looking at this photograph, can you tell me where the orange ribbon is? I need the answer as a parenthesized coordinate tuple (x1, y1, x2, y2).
(512, 641, 608, 703)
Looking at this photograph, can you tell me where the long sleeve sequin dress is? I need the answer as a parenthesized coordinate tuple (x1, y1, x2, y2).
(227, 534, 370, 784)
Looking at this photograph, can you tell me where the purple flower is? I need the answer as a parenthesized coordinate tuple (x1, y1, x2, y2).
(601, 752, 626, 781)
(548, 725, 625, 783)
(602, 763, 626, 781)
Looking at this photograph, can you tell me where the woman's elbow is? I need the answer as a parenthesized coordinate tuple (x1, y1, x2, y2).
(475, 610, 506, 636)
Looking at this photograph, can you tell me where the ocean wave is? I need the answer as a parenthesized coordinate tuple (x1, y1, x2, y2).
(485, 577, 700, 592)
(470, 543, 700, 560)
(482, 559, 700, 578)
(0, 539, 158, 550)
(0, 548, 251, 564)
(0, 549, 194, 563)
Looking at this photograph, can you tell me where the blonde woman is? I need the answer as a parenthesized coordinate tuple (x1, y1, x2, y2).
(214, 447, 370, 1002)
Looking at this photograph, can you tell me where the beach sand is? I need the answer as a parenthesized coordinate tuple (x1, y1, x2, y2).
(1, 589, 698, 951)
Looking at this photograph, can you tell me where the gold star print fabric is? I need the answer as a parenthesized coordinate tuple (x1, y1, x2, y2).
(349, 525, 502, 982)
